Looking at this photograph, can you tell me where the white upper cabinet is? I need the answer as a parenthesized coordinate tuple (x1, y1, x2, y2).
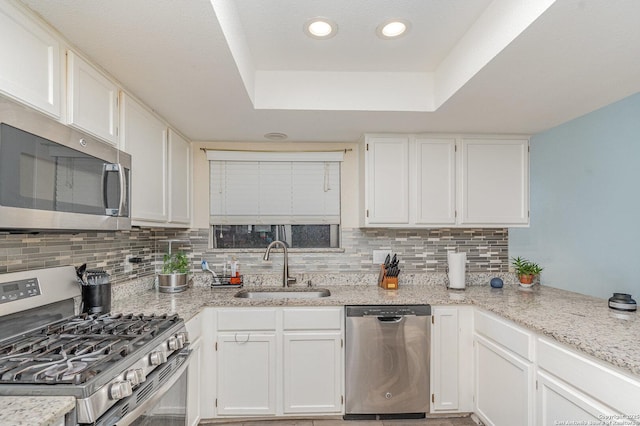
(415, 138, 457, 225)
(120, 94, 192, 227)
(66, 51, 119, 145)
(459, 138, 529, 226)
(363, 136, 410, 225)
(0, 0, 61, 118)
(120, 92, 168, 223)
(168, 129, 191, 225)
(361, 134, 529, 228)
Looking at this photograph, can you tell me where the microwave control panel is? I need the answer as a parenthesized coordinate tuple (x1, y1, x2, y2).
(0, 277, 41, 304)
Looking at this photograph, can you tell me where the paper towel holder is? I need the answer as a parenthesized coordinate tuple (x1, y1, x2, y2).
(446, 251, 467, 290)
(445, 266, 467, 290)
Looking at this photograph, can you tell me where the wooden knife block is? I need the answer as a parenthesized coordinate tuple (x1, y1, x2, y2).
(378, 264, 398, 290)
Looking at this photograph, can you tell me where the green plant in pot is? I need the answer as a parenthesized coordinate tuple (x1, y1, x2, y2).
(511, 256, 543, 286)
(158, 251, 190, 293)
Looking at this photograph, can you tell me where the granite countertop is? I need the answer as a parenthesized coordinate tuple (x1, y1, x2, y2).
(111, 282, 640, 378)
(0, 396, 75, 426)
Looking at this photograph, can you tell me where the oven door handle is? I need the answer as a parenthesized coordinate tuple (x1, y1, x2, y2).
(114, 348, 192, 426)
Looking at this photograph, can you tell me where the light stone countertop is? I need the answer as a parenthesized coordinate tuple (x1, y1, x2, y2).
(5, 281, 637, 426)
(111, 282, 640, 378)
(0, 396, 75, 426)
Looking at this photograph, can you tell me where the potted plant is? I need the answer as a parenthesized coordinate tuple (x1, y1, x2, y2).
(158, 251, 191, 293)
(511, 256, 543, 287)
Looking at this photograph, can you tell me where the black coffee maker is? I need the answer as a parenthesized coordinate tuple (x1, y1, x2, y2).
(76, 265, 112, 314)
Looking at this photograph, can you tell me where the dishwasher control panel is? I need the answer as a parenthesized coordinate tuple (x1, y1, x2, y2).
(346, 305, 431, 317)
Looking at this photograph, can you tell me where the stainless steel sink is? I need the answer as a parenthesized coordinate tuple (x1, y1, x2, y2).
(234, 288, 331, 299)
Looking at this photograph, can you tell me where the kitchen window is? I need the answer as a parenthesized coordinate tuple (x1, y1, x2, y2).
(207, 150, 343, 249)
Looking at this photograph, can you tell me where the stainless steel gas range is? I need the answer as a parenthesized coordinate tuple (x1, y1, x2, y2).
(0, 266, 191, 426)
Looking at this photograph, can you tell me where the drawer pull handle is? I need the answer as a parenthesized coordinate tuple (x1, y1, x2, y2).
(234, 333, 250, 343)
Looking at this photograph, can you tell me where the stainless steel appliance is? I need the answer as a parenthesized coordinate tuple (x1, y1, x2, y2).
(0, 266, 191, 425)
(0, 96, 131, 231)
(344, 304, 431, 420)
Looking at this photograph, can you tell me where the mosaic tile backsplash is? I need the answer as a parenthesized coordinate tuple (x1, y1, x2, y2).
(0, 227, 508, 284)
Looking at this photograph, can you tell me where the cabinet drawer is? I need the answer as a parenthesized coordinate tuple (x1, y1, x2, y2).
(474, 310, 533, 361)
(283, 307, 342, 330)
(217, 308, 277, 331)
(537, 337, 640, 414)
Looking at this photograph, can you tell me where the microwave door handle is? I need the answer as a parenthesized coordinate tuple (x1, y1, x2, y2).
(117, 163, 126, 216)
(101, 164, 109, 213)
(102, 163, 121, 216)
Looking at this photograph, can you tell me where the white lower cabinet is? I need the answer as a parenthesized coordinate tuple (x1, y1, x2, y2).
(536, 370, 619, 425)
(213, 307, 344, 418)
(536, 337, 640, 423)
(430, 306, 473, 413)
(471, 310, 640, 426)
(473, 310, 534, 426)
(199, 305, 640, 425)
(474, 334, 533, 426)
(216, 332, 277, 415)
(283, 331, 342, 413)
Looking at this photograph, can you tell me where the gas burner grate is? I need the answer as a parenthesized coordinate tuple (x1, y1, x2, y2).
(0, 312, 181, 385)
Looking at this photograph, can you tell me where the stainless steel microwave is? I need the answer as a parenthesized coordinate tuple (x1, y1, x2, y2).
(0, 97, 131, 231)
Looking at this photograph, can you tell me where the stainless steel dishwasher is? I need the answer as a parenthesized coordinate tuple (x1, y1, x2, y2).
(344, 305, 431, 420)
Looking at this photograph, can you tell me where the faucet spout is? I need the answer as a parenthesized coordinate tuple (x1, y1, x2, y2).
(263, 240, 296, 287)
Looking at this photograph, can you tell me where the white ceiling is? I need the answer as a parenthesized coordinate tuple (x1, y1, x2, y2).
(233, 0, 492, 72)
(19, 0, 640, 143)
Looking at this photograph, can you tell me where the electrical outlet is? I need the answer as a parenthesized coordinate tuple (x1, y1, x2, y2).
(373, 249, 391, 264)
(124, 255, 133, 273)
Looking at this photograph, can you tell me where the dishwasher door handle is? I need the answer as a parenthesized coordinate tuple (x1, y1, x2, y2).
(377, 316, 403, 322)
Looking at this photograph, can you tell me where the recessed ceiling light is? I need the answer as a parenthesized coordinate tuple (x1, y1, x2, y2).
(305, 18, 337, 39)
(377, 20, 410, 39)
(264, 132, 288, 140)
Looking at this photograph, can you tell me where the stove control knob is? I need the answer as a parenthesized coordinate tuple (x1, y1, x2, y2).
(109, 381, 133, 400)
(149, 350, 167, 366)
(167, 336, 179, 351)
(176, 332, 188, 347)
(125, 368, 146, 386)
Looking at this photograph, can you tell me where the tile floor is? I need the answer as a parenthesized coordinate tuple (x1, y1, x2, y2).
(202, 416, 479, 426)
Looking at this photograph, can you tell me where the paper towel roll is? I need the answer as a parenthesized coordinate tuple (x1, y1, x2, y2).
(447, 252, 466, 289)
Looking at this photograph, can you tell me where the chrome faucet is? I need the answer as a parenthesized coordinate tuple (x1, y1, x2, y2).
(263, 240, 296, 287)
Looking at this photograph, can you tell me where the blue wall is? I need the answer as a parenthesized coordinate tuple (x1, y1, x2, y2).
(509, 93, 640, 299)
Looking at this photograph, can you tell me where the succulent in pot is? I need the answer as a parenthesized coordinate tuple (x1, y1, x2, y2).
(511, 256, 543, 286)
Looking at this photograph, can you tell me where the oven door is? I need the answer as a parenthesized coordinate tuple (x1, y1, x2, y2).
(97, 348, 192, 426)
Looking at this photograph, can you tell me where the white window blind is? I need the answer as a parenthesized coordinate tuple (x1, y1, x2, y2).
(207, 151, 343, 225)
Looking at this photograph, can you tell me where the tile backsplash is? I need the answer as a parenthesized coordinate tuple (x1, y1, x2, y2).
(0, 229, 158, 282)
(0, 227, 508, 284)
